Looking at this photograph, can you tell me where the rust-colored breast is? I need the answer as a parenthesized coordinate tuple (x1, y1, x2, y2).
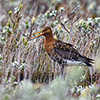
(44, 39, 56, 56)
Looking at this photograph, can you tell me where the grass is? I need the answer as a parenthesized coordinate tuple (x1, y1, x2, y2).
(0, 0, 100, 100)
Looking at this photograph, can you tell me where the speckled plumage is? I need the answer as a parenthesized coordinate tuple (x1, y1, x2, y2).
(32, 27, 94, 67)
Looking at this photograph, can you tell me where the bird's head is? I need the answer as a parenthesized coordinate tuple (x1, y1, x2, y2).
(31, 27, 53, 39)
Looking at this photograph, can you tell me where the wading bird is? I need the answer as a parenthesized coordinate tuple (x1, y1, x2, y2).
(31, 27, 93, 75)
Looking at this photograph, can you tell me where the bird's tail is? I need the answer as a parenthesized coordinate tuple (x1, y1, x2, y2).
(83, 56, 94, 67)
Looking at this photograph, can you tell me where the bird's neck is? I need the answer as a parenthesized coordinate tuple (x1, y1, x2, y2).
(45, 34, 54, 43)
(44, 34, 55, 55)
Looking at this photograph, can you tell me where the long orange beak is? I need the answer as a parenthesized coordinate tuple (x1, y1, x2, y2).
(31, 30, 43, 39)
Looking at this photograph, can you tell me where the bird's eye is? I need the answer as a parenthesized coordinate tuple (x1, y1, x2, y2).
(42, 29, 48, 32)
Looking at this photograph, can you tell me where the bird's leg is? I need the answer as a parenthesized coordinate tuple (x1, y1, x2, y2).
(61, 65, 65, 78)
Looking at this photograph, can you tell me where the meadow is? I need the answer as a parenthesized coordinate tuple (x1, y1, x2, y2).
(0, 0, 100, 100)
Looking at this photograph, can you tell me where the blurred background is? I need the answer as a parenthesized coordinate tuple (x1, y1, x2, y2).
(0, 0, 100, 100)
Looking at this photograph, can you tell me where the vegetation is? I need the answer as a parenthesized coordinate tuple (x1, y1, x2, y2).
(0, 0, 100, 100)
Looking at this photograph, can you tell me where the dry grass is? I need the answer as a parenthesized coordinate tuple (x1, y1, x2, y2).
(0, 0, 100, 84)
(0, 1, 100, 99)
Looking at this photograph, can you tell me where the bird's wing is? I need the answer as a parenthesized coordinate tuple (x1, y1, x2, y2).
(53, 40, 82, 61)
(49, 40, 93, 66)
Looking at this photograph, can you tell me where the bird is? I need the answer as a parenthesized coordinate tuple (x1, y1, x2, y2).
(31, 27, 94, 75)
